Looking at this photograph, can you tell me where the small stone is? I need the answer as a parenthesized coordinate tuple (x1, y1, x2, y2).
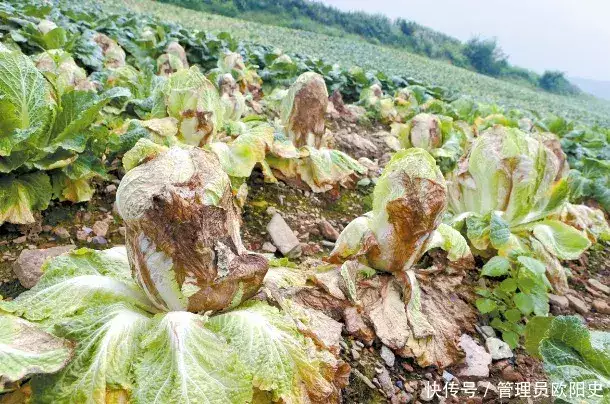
(266, 206, 277, 216)
(53, 227, 70, 239)
(381, 345, 396, 367)
(401, 363, 414, 373)
(321, 240, 336, 248)
(42, 225, 53, 232)
(13, 245, 75, 288)
(419, 383, 436, 402)
(485, 337, 513, 360)
(442, 371, 454, 383)
(318, 219, 340, 241)
(567, 294, 590, 315)
(588, 278, 610, 295)
(339, 341, 349, 351)
(13, 236, 27, 244)
(501, 366, 524, 382)
(76, 230, 88, 241)
(351, 348, 360, 360)
(92, 236, 107, 245)
(266, 213, 301, 258)
(92, 220, 109, 237)
(261, 242, 277, 253)
(354, 341, 365, 348)
(424, 373, 433, 381)
(357, 178, 371, 187)
(548, 294, 569, 309)
(118, 227, 126, 237)
(105, 184, 117, 194)
(480, 325, 495, 339)
(592, 299, 610, 314)
(458, 334, 492, 377)
(377, 367, 395, 397)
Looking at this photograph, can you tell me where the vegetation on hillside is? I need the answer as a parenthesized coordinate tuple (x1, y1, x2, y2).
(157, 0, 580, 94)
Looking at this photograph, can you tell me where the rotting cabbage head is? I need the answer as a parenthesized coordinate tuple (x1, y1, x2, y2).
(280, 72, 328, 148)
(446, 126, 596, 293)
(33, 49, 95, 96)
(162, 66, 224, 146)
(329, 148, 450, 273)
(116, 146, 268, 312)
(157, 42, 188, 76)
(92, 33, 125, 68)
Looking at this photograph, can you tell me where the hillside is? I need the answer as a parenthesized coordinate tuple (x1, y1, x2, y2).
(571, 77, 610, 101)
(109, 0, 610, 126)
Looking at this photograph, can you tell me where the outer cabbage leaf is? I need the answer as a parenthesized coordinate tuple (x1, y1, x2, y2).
(207, 301, 343, 403)
(531, 220, 591, 260)
(535, 316, 610, 403)
(32, 303, 151, 403)
(0, 247, 156, 323)
(0, 50, 54, 156)
(0, 314, 73, 392)
(50, 153, 109, 203)
(134, 311, 252, 404)
(123, 138, 169, 172)
(0, 172, 52, 225)
(33, 49, 95, 97)
(425, 223, 474, 267)
(209, 123, 274, 178)
(45, 87, 131, 153)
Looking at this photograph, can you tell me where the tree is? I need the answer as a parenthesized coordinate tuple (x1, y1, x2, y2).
(463, 37, 507, 76)
(539, 71, 580, 95)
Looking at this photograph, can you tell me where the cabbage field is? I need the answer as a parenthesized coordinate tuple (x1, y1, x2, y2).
(0, 0, 609, 403)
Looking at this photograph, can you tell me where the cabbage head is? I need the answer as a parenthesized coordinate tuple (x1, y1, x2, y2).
(446, 126, 598, 293)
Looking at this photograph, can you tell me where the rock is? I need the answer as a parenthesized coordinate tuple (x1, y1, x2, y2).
(381, 345, 396, 367)
(479, 326, 495, 339)
(442, 370, 454, 383)
(321, 240, 336, 248)
(266, 213, 301, 258)
(377, 367, 395, 397)
(92, 220, 109, 237)
(13, 236, 27, 244)
(92, 236, 107, 245)
(457, 334, 492, 377)
(501, 366, 524, 382)
(261, 242, 277, 253)
(419, 383, 436, 402)
(588, 278, 610, 295)
(357, 178, 372, 187)
(351, 348, 360, 360)
(105, 184, 117, 194)
(592, 299, 610, 314)
(567, 294, 590, 315)
(485, 338, 513, 360)
(76, 230, 89, 241)
(548, 294, 569, 309)
(401, 363, 414, 373)
(318, 219, 340, 241)
(13, 245, 75, 288)
(53, 227, 70, 240)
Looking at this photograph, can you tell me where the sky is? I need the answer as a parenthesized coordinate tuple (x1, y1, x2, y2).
(318, 0, 610, 81)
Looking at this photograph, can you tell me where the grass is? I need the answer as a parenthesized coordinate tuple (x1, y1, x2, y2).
(103, 0, 610, 126)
